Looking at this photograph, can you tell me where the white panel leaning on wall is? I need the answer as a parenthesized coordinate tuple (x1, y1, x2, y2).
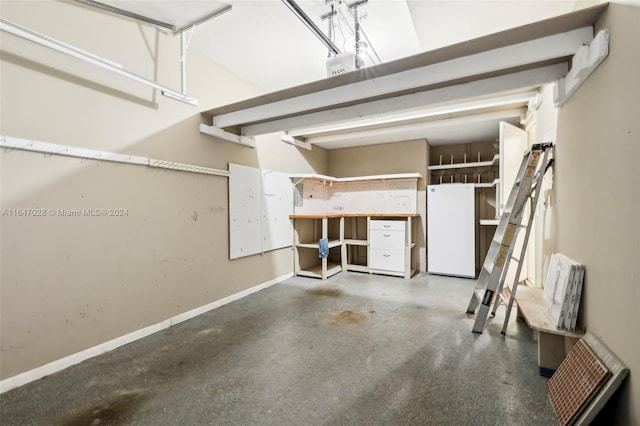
(228, 163, 293, 260)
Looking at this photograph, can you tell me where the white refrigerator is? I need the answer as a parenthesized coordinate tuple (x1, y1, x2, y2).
(427, 184, 476, 278)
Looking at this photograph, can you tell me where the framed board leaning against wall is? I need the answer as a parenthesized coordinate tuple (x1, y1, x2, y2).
(228, 163, 293, 259)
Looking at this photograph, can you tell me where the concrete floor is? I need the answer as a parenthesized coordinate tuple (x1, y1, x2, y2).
(0, 273, 559, 425)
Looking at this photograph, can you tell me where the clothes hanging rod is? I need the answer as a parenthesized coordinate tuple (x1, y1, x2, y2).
(0, 135, 229, 177)
(0, 18, 198, 106)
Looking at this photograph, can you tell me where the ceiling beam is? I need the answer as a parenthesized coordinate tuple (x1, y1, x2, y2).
(211, 27, 591, 131)
(204, 4, 606, 118)
(240, 64, 567, 136)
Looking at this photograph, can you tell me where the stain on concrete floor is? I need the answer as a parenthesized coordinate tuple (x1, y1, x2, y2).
(327, 310, 367, 326)
(61, 391, 145, 426)
(307, 286, 343, 297)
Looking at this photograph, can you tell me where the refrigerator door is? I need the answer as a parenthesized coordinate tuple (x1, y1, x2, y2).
(427, 184, 476, 278)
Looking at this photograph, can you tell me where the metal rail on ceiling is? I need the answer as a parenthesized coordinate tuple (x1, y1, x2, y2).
(281, 0, 341, 55)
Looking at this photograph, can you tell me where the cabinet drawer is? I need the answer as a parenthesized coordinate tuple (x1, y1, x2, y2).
(370, 229, 405, 250)
(370, 249, 405, 272)
(369, 220, 406, 232)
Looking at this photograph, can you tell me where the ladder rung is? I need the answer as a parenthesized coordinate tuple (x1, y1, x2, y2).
(511, 256, 520, 262)
(499, 287, 512, 302)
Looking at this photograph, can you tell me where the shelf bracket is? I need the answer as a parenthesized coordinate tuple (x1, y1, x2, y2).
(281, 134, 312, 151)
(199, 124, 256, 148)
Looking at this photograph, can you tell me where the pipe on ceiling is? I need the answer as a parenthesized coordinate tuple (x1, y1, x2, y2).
(281, 0, 341, 55)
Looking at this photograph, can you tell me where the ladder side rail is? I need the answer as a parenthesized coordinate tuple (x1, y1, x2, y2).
(490, 166, 540, 317)
(471, 150, 538, 332)
(490, 225, 523, 317)
(500, 148, 553, 335)
(470, 149, 529, 289)
(499, 197, 537, 334)
(471, 265, 505, 332)
(469, 145, 548, 333)
(466, 151, 527, 315)
(467, 266, 491, 313)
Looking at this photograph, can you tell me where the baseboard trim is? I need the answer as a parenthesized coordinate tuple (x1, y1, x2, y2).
(0, 272, 293, 394)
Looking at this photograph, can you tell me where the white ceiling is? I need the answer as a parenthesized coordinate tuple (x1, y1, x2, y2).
(111, 0, 580, 148)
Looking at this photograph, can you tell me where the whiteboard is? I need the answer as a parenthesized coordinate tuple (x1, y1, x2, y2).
(229, 164, 293, 259)
(262, 170, 293, 252)
(229, 164, 262, 259)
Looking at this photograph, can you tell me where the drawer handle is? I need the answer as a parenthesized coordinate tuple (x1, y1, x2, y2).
(383, 224, 391, 228)
(384, 234, 391, 237)
(383, 254, 391, 257)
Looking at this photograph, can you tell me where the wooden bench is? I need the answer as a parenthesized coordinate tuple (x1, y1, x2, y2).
(514, 285, 585, 377)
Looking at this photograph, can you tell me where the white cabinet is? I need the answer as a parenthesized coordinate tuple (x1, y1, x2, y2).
(368, 219, 414, 277)
(370, 250, 405, 273)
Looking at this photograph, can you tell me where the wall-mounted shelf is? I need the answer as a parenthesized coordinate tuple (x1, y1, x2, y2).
(427, 154, 499, 171)
(475, 179, 500, 188)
